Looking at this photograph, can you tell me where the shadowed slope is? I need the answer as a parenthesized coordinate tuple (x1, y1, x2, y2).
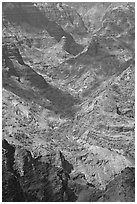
(3, 2, 84, 56)
(2, 43, 80, 117)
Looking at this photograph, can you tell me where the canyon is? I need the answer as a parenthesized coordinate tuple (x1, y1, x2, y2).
(2, 2, 135, 202)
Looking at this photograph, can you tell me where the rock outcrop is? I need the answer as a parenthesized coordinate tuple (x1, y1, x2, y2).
(2, 139, 135, 202)
(2, 139, 76, 202)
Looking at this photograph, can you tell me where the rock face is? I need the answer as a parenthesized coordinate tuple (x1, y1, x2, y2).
(36, 2, 88, 35)
(2, 140, 25, 202)
(3, 2, 84, 56)
(2, 40, 80, 117)
(2, 140, 135, 202)
(101, 167, 135, 202)
(2, 140, 77, 202)
(2, 2, 135, 202)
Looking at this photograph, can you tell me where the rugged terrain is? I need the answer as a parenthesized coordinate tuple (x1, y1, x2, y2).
(2, 2, 135, 202)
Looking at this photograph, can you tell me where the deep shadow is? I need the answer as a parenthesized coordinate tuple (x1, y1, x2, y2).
(59, 151, 74, 174)
(2, 44, 80, 117)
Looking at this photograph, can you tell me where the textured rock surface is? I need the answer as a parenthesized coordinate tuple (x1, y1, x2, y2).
(2, 2, 135, 202)
(3, 2, 84, 56)
(2, 140, 77, 201)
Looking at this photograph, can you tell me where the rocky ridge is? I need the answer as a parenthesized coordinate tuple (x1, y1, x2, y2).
(2, 2, 135, 202)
